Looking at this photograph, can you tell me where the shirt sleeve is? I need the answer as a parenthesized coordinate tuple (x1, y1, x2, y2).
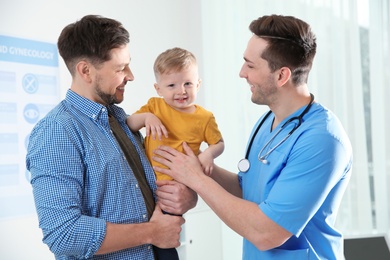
(134, 97, 155, 114)
(259, 130, 351, 237)
(26, 118, 106, 258)
(204, 113, 223, 145)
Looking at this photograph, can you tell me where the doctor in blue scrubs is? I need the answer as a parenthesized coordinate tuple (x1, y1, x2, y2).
(153, 14, 353, 259)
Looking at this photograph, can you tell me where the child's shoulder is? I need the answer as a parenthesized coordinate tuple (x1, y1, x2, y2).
(194, 104, 213, 115)
(147, 97, 164, 105)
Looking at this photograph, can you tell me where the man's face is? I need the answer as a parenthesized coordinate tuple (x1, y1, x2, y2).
(239, 36, 278, 105)
(92, 45, 134, 105)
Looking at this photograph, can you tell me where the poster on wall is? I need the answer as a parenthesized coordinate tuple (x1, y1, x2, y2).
(0, 35, 60, 219)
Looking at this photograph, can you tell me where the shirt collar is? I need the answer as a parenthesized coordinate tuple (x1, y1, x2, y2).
(65, 89, 128, 123)
(65, 89, 108, 121)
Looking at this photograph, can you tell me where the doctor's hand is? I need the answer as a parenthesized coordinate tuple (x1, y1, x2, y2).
(153, 142, 205, 189)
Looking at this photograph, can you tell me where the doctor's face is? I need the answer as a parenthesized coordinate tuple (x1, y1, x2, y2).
(239, 36, 278, 106)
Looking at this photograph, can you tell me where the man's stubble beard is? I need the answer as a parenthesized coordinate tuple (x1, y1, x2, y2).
(95, 76, 118, 105)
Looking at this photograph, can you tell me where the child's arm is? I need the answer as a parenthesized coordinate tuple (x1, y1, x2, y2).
(198, 138, 225, 176)
(126, 113, 168, 140)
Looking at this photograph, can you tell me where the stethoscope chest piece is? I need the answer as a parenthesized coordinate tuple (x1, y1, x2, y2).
(238, 158, 250, 173)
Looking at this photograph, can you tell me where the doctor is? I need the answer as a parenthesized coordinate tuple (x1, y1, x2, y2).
(153, 14, 353, 259)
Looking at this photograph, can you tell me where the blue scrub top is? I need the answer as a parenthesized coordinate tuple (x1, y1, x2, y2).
(238, 103, 352, 260)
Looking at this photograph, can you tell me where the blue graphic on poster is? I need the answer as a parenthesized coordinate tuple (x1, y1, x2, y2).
(0, 35, 60, 219)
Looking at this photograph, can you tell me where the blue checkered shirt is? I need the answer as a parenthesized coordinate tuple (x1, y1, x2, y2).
(26, 89, 157, 259)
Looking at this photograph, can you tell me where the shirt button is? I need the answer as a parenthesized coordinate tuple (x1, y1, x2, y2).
(136, 184, 139, 188)
(148, 245, 151, 250)
(143, 214, 147, 219)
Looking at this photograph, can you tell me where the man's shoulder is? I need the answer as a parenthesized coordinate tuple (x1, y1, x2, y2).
(33, 100, 94, 133)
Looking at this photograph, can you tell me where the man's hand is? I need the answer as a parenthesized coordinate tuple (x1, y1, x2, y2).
(149, 204, 185, 248)
(156, 180, 198, 215)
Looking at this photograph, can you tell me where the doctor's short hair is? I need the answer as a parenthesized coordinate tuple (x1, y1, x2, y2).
(153, 47, 198, 79)
(249, 14, 317, 85)
(57, 14, 130, 76)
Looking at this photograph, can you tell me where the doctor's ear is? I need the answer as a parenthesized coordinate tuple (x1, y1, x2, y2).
(277, 67, 291, 87)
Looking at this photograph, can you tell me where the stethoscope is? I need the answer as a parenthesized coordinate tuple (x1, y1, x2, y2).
(237, 93, 314, 172)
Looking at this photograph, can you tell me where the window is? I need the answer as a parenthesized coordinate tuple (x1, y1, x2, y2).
(200, 2, 390, 257)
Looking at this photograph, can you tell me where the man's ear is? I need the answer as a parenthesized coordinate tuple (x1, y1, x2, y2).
(277, 66, 291, 87)
(75, 60, 93, 83)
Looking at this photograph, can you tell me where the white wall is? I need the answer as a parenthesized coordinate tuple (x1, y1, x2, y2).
(0, 0, 205, 111)
(0, 1, 227, 259)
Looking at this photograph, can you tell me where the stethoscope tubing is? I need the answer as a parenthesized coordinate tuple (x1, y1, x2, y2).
(238, 93, 314, 172)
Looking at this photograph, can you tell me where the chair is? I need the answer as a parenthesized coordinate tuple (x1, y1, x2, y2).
(344, 234, 390, 260)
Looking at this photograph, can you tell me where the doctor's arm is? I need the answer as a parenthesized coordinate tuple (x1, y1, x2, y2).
(209, 164, 242, 198)
(153, 142, 292, 251)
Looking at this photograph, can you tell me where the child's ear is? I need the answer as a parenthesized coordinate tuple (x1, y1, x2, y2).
(154, 83, 162, 96)
(197, 79, 202, 91)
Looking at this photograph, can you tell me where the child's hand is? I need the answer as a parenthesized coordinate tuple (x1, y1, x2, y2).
(198, 150, 214, 176)
(145, 114, 168, 140)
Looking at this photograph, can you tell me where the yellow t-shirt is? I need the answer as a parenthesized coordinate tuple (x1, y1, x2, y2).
(135, 97, 222, 180)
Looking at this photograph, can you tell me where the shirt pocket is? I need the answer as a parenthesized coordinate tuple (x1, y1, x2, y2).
(257, 149, 287, 198)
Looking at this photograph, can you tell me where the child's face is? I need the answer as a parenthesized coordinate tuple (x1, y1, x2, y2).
(154, 63, 200, 113)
